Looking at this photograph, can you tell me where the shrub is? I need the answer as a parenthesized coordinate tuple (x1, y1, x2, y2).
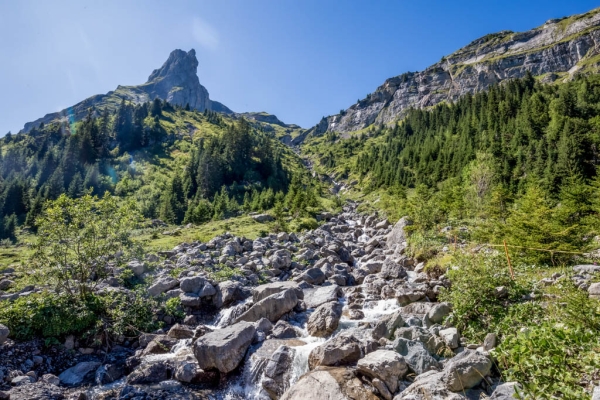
(31, 193, 141, 298)
(0, 293, 99, 340)
(0, 291, 159, 343)
(439, 253, 530, 341)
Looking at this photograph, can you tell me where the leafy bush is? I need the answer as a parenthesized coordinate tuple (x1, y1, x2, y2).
(31, 193, 141, 298)
(163, 297, 184, 320)
(439, 253, 530, 341)
(0, 292, 99, 340)
(290, 217, 318, 232)
(0, 291, 159, 343)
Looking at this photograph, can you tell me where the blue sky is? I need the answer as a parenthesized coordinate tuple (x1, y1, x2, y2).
(0, 0, 599, 133)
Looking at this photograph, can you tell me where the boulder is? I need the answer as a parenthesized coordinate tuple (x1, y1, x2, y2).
(443, 350, 492, 391)
(143, 336, 178, 355)
(589, 282, 600, 299)
(386, 217, 412, 253)
(371, 310, 404, 340)
(235, 289, 298, 323)
(489, 382, 521, 399)
(399, 370, 464, 400)
(298, 267, 326, 285)
(380, 258, 408, 280)
(308, 334, 362, 369)
(0, 324, 9, 345)
(303, 285, 342, 309)
(483, 333, 497, 351)
(271, 320, 300, 339)
(262, 345, 296, 400)
(392, 338, 440, 375)
(4, 381, 65, 400)
(427, 302, 452, 324)
(58, 361, 101, 386)
(213, 280, 243, 308)
(356, 350, 408, 394)
(307, 301, 343, 337)
(270, 249, 292, 270)
(439, 327, 459, 349)
(126, 360, 171, 384)
(127, 260, 146, 277)
(147, 277, 179, 297)
(280, 367, 379, 400)
(167, 324, 195, 339)
(193, 321, 256, 373)
(179, 292, 202, 307)
(180, 276, 205, 294)
(253, 214, 275, 223)
(253, 281, 304, 303)
(395, 326, 444, 355)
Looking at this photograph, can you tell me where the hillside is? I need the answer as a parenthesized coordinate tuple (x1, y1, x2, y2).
(297, 7, 600, 143)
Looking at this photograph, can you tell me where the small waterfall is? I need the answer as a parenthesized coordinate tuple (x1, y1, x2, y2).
(208, 299, 251, 329)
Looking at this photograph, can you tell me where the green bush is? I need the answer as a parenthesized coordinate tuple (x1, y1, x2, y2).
(0, 293, 100, 340)
(0, 291, 159, 342)
(290, 217, 318, 232)
(439, 253, 530, 341)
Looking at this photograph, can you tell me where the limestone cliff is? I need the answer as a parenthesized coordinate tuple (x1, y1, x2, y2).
(298, 7, 600, 143)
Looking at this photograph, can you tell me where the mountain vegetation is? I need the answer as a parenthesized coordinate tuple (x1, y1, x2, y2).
(0, 99, 323, 242)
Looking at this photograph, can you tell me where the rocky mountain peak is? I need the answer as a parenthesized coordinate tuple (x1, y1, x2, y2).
(143, 48, 210, 111)
(147, 49, 199, 84)
(21, 48, 233, 133)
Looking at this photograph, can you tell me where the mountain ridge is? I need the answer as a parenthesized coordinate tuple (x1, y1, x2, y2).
(296, 6, 600, 144)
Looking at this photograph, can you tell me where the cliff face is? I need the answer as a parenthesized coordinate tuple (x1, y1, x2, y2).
(298, 8, 600, 142)
(22, 49, 232, 133)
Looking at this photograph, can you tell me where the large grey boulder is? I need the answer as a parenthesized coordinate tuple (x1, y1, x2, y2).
(443, 350, 492, 391)
(253, 281, 303, 303)
(372, 310, 405, 340)
(127, 360, 172, 384)
(58, 361, 101, 386)
(589, 282, 600, 299)
(439, 328, 459, 349)
(380, 258, 409, 280)
(213, 280, 243, 308)
(399, 370, 465, 400)
(147, 277, 179, 297)
(387, 217, 412, 253)
(392, 338, 440, 375)
(4, 381, 66, 400)
(193, 321, 256, 373)
(357, 350, 408, 394)
(235, 288, 298, 323)
(270, 249, 292, 270)
(297, 268, 326, 285)
(303, 285, 342, 309)
(0, 324, 9, 344)
(180, 276, 205, 294)
(280, 367, 379, 400)
(308, 334, 362, 369)
(262, 345, 296, 400)
(489, 382, 521, 399)
(307, 301, 343, 337)
(427, 302, 452, 324)
(253, 214, 275, 223)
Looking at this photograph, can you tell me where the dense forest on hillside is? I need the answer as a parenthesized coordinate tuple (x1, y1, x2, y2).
(0, 99, 319, 239)
(306, 74, 600, 264)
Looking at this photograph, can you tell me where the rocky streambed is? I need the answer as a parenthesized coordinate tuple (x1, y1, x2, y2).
(0, 202, 519, 399)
